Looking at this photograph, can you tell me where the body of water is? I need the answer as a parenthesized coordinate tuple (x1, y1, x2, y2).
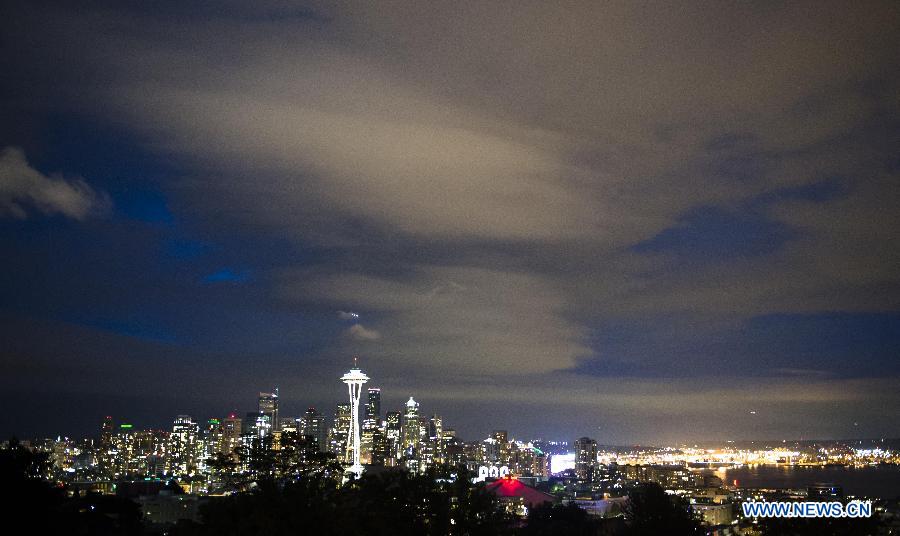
(713, 465, 900, 499)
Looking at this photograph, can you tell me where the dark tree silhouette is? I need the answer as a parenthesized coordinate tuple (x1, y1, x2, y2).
(0, 437, 146, 535)
(521, 502, 603, 536)
(623, 482, 702, 535)
(170, 465, 511, 536)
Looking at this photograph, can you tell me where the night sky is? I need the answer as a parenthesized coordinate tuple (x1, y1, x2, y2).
(2, 1, 899, 444)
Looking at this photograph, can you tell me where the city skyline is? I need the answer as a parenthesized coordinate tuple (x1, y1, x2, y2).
(15, 361, 899, 448)
(2, 1, 900, 445)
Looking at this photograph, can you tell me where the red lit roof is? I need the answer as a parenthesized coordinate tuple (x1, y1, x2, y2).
(484, 478, 556, 507)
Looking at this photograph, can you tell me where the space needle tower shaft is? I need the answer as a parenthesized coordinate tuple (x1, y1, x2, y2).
(340, 357, 369, 478)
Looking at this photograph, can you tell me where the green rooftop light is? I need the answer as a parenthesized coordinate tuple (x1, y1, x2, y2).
(119, 424, 133, 429)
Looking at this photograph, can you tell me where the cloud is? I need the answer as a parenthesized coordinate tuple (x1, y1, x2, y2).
(42, 0, 895, 380)
(3, 1, 900, 440)
(345, 323, 380, 341)
(0, 147, 110, 220)
(286, 265, 591, 374)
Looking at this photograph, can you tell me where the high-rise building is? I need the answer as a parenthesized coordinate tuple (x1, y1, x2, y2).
(483, 437, 500, 464)
(574, 437, 598, 482)
(99, 416, 115, 477)
(243, 412, 262, 435)
(170, 415, 199, 476)
(366, 389, 381, 422)
(384, 411, 402, 465)
(329, 403, 351, 460)
(301, 407, 328, 452)
(199, 418, 222, 470)
(279, 417, 298, 433)
(490, 430, 511, 465)
(254, 413, 272, 439)
(365, 388, 381, 421)
(421, 415, 443, 469)
(401, 397, 420, 452)
(220, 413, 242, 459)
(370, 427, 388, 466)
(258, 390, 279, 433)
(112, 423, 135, 477)
(361, 388, 382, 464)
(401, 397, 421, 472)
(341, 364, 369, 478)
(100, 416, 114, 447)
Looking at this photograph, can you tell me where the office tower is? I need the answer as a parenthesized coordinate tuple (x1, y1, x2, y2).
(418, 416, 430, 445)
(170, 415, 198, 476)
(384, 411, 402, 465)
(365, 388, 381, 421)
(401, 397, 420, 452)
(401, 398, 422, 472)
(199, 418, 222, 470)
(492, 430, 511, 466)
(113, 423, 135, 477)
(483, 437, 500, 464)
(341, 363, 369, 478)
(532, 449, 549, 478)
(279, 417, 299, 433)
(301, 407, 328, 452)
(574, 437, 598, 482)
(445, 435, 466, 467)
(220, 413, 242, 459)
(132, 429, 169, 477)
(99, 415, 115, 477)
(242, 413, 255, 434)
(370, 427, 388, 466)
(421, 415, 443, 469)
(100, 415, 114, 447)
(329, 403, 351, 460)
(258, 390, 279, 433)
(254, 413, 272, 439)
(428, 415, 442, 443)
(361, 388, 382, 463)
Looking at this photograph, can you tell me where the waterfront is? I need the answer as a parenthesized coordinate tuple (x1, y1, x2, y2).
(717, 464, 900, 499)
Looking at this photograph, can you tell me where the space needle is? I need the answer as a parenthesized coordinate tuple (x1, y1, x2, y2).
(341, 356, 369, 479)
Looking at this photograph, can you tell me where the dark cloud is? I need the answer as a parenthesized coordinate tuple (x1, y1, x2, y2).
(1, 0, 899, 441)
(0, 147, 110, 220)
(345, 323, 380, 341)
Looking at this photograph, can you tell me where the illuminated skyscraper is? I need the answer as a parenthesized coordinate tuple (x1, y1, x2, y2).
(279, 417, 299, 433)
(200, 418, 222, 470)
(170, 415, 198, 476)
(220, 413, 242, 459)
(258, 390, 279, 433)
(329, 404, 351, 459)
(99, 416, 115, 477)
(370, 427, 387, 466)
(361, 388, 381, 463)
(422, 415, 443, 469)
(112, 423, 135, 477)
(492, 430, 511, 466)
(384, 411, 402, 465)
(574, 437, 598, 482)
(100, 416, 114, 447)
(365, 388, 381, 421)
(254, 413, 272, 438)
(301, 407, 328, 452)
(402, 397, 420, 453)
(341, 362, 369, 478)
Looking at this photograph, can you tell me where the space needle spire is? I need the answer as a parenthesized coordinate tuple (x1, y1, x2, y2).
(340, 356, 369, 479)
